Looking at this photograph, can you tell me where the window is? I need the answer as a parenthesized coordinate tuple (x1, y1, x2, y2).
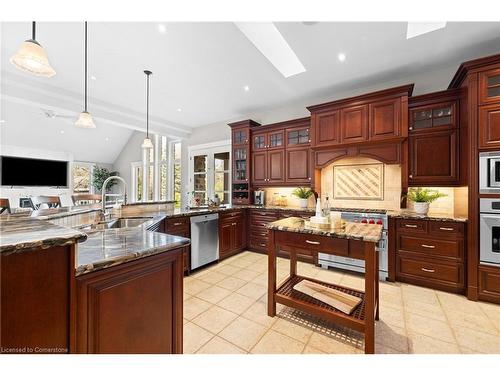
(72, 163, 93, 193)
(172, 142, 181, 207)
(130, 136, 181, 205)
(189, 142, 231, 206)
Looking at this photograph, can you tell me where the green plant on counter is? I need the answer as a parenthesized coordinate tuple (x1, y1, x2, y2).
(292, 187, 314, 199)
(406, 187, 447, 203)
(92, 166, 118, 193)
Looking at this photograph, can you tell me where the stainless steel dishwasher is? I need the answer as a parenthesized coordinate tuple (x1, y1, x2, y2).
(190, 213, 219, 270)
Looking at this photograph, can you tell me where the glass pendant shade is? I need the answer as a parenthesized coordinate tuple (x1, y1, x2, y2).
(10, 39, 56, 77)
(141, 137, 154, 149)
(75, 111, 96, 129)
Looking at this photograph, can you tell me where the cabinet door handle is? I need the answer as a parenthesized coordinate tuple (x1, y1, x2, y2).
(232, 223, 236, 226)
(421, 244, 435, 249)
(405, 224, 418, 228)
(409, 175, 413, 179)
(305, 240, 320, 245)
(173, 222, 183, 226)
(439, 227, 454, 231)
(421, 267, 435, 273)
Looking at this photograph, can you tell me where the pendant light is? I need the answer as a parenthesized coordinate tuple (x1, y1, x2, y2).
(75, 22, 96, 129)
(10, 22, 56, 77)
(141, 70, 154, 149)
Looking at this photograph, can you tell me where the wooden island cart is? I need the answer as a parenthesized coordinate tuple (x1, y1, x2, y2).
(267, 217, 382, 354)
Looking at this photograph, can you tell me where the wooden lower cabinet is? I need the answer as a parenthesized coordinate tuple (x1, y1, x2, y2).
(219, 210, 247, 260)
(73, 248, 185, 354)
(393, 218, 466, 294)
(1, 245, 74, 353)
(478, 264, 500, 304)
(162, 217, 191, 274)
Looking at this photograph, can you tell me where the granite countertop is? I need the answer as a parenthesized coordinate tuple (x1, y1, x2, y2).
(387, 210, 468, 222)
(29, 204, 103, 220)
(75, 227, 190, 276)
(267, 217, 383, 243)
(0, 216, 87, 255)
(122, 200, 175, 206)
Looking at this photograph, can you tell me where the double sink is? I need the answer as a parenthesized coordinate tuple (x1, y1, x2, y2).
(85, 217, 155, 231)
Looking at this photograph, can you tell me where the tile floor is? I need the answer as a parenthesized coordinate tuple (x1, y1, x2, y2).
(183, 251, 500, 354)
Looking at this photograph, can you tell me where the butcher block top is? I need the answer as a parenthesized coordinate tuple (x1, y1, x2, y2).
(267, 217, 383, 243)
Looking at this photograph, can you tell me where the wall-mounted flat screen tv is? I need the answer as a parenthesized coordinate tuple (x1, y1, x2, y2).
(0, 156, 69, 187)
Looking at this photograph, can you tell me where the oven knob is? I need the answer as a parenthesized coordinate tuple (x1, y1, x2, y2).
(376, 219, 383, 225)
(361, 219, 368, 224)
(369, 219, 375, 224)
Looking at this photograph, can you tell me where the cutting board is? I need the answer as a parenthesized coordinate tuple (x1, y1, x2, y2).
(293, 280, 362, 315)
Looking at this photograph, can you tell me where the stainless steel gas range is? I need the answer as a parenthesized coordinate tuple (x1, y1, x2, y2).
(318, 209, 388, 280)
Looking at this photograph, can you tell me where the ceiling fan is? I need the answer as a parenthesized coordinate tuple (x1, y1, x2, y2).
(41, 109, 75, 120)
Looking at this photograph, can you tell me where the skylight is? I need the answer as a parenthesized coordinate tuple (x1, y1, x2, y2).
(406, 22, 447, 39)
(235, 22, 306, 78)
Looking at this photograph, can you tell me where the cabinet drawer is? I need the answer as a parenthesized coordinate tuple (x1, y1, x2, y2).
(428, 221, 464, 237)
(250, 210, 278, 218)
(398, 219, 427, 233)
(398, 235, 462, 260)
(164, 217, 189, 232)
(274, 231, 348, 256)
(250, 236, 269, 251)
(398, 256, 463, 285)
(220, 210, 243, 222)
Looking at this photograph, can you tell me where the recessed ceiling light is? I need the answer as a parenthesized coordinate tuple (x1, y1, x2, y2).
(338, 53, 346, 62)
(91, 75, 97, 80)
(177, 108, 182, 112)
(243, 85, 250, 92)
(60, 130, 65, 134)
(406, 22, 447, 39)
(0, 120, 5, 124)
(105, 137, 109, 141)
(158, 24, 167, 34)
(235, 22, 306, 78)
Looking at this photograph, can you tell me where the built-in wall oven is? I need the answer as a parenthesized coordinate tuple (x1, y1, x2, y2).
(318, 210, 388, 280)
(479, 151, 500, 193)
(480, 198, 500, 266)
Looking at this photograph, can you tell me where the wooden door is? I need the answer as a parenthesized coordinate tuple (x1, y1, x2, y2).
(311, 109, 340, 147)
(369, 98, 401, 140)
(286, 148, 310, 183)
(252, 151, 267, 184)
(232, 146, 249, 183)
(268, 150, 285, 183)
(74, 250, 183, 353)
(409, 129, 458, 186)
(234, 217, 245, 250)
(479, 103, 500, 150)
(252, 133, 267, 151)
(340, 104, 368, 143)
(219, 221, 233, 257)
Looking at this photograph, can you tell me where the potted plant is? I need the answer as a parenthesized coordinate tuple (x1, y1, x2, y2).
(406, 188, 447, 215)
(92, 166, 118, 193)
(292, 187, 314, 208)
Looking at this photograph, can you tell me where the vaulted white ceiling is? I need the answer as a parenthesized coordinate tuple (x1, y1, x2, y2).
(1, 22, 500, 163)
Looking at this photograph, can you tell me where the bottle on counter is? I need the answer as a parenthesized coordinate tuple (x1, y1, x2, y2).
(315, 197, 322, 217)
(322, 196, 330, 217)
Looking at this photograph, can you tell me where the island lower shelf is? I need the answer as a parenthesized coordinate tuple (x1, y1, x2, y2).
(275, 275, 373, 332)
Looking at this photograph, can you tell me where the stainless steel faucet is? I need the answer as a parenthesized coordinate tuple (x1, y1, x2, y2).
(101, 175, 127, 214)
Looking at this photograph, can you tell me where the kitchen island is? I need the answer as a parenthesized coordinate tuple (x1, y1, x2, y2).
(0, 214, 189, 354)
(266, 217, 383, 354)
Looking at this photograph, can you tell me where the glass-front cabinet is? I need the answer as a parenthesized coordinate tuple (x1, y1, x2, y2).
(480, 68, 500, 105)
(409, 102, 456, 132)
(286, 127, 310, 147)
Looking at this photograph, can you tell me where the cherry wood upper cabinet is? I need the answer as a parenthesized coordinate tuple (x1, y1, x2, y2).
(479, 68, 500, 105)
(268, 130, 285, 149)
(479, 103, 500, 150)
(340, 105, 368, 143)
(252, 151, 267, 184)
(311, 109, 340, 147)
(268, 150, 285, 183)
(369, 98, 401, 140)
(308, 84, 413, 148)
(409, 129, 459, 186)
(286, 148, 310, 183)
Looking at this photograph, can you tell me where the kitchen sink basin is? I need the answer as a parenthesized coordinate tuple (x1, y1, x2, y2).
(88, 217, 153, 230)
